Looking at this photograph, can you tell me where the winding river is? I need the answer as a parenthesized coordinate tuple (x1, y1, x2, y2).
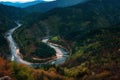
(5, 23, 69, 67)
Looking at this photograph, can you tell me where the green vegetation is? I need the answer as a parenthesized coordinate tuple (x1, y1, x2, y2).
(13, 25, 56, 62)
(33, 42, 56, 58)
(13, 0, 120, 79)
(0, 34, 9, 58)
(0, 58, 73, 80)
(51, 36, 59, 42)
(0, 4, 27, 59)
(0, 0, 120, 80)
(0, 4, 27, 31)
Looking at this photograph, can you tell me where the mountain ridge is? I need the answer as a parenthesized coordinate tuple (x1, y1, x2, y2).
(0, 0, 120, 80)
(0, 0, 42, 8)
(24, 0, 89, 13)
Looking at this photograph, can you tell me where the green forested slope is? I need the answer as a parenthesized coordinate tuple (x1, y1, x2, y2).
(13, 0, 120, 79)
(0, 4, 26, 58)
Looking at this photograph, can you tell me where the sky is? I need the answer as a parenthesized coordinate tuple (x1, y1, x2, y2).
(0, 0, 56, 3)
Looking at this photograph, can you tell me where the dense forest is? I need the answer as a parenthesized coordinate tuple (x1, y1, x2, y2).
(0, 4, 27, 58)
(0, 0, 120, 80)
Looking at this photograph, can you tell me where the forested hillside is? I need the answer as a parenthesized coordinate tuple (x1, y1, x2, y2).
(13, 0, 120, 79)
(0, 4, 26, 58)
(0, 0, 119, 80)
(0, 4, 26, 32)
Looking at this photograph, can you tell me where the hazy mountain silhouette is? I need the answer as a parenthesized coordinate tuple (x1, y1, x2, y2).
(24, 0, 88, 13)
(0, 0, 42, 8)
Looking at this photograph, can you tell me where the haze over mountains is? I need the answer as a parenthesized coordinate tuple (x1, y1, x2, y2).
(25, 0, 89, 13)
(0, 0, 88, 9)
(0, 0, 120, 80)
(0, 0, 42, 8)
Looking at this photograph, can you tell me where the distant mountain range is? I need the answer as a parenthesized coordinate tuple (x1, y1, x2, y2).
(13, 0, 120, 79)
(0, 0, 43, 8)
(0, 0, 89, 13)
(0, 0, 120, 79)
(25, 0, 89, 13)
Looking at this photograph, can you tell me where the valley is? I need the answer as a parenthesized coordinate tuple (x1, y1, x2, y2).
(0, 0, 120, 80)
(6, 22, 69, 67)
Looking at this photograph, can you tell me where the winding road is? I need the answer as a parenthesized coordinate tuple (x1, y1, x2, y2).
(5, 23, 69, 67)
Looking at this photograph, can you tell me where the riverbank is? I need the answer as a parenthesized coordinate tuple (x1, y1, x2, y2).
(6, 23, 69, 67)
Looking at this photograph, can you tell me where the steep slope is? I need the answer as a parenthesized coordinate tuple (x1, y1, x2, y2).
(13, 0, 120, 79)
(23, 0, 120, 36)
(0, 4, 27, 32)
(0, 4, 26, 59)
(24, 0, 88, 13)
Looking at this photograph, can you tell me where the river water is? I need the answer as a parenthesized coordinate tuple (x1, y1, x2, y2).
(5, 23, 69, 67)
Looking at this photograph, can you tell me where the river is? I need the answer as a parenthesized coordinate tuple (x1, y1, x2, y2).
(5, 23, 69, 67)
